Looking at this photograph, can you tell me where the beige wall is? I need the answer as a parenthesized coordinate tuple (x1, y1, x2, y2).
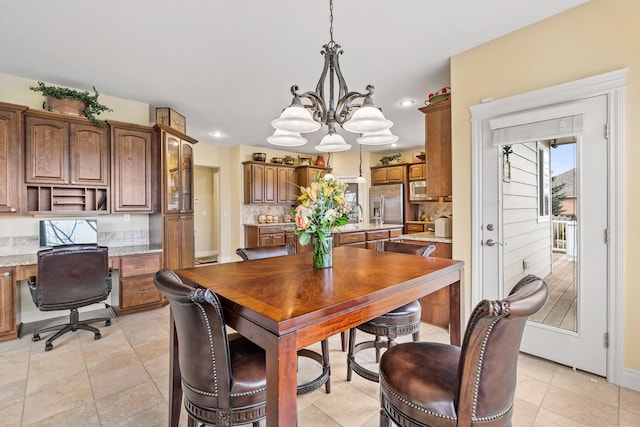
(451, 0, 640, 371)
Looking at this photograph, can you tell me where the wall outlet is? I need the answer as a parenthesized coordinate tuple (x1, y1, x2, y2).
(124, 214, 130, 223)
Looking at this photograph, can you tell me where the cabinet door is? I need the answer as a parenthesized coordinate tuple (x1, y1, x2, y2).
(386, 166, 405, 183)
(249, 163, 265, 203)
(0, 105, 22, 213)
(164, 135, 181, 212)
(180, 141, 193, 213)
(69, 123, 108, 186)
(111, 126, 153, 212)
(264, 165, 277, 203)
(423, 101, 452, 197)
(24, 115, 69, 184)
(370, 168, 388, 185)
(180, 214, 195, 268)
(0, 269, 16, 338)
(408, 163, 425, 181)
(277, 167, 297, 204)
(164, 214, 194, 270)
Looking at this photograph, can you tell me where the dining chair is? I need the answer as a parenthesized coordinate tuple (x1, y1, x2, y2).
(235, 244, 332, 395)
(154, 268, 266, 427)
(347, 241, 436, 382)
(379, 274, 548, 427)
(27, 244, 112, 352)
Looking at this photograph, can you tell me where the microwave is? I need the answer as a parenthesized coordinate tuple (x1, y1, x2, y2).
(409, 180, 429, 201)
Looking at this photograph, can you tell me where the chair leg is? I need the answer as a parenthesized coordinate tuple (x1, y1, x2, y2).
(379, 408, 391, 427)
(412, 330, 420, 341)
(346, 327, 357, 381)
(33, 308, 111, 351)
(321, 338, 331, 393)
(375, 335, 383, 363)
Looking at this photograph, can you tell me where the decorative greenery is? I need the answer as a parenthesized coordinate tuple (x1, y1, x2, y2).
(379, 153, 402, 165)
(552, 177, 567, 216)
(283, 154, 295, 164)
(30, 81, 113, 127)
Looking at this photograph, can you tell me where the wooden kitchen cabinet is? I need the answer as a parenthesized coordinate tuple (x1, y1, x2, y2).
(370, 164, 406, 185)
(110, 121, 154, 212)
(244, 224, 295, 247)
(0, 103, 25, 214)
(334, 226, 403, 249)
(163, 214, 195, 270)
(0, 268, 17, 342)
(296, 165, 331, 187)
(408, 162, 426, 181)
(243, 161, 297, 204)
(149, 124, 197, 271)
(24, 110, 109, 186)
(419, 100, 452, 197)
(113, 252, 164, 315)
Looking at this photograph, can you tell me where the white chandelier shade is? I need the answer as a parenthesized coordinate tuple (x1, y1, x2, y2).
(341, 101, 393, 134)
(356, 128, 399, 145)
(271, 104, 321, 134)
(267, 129, 308, 146)
(314, 132, 351, 152)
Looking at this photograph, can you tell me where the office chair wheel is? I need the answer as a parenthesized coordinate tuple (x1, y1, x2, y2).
(32, 334, 41, 342)
(105, 319, 111, 326)
(45, 343, 53, 352)
(94, 332, 102, 340)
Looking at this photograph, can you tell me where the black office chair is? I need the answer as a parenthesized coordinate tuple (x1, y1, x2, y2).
(236, 244, 332, 395)
(347, 241, 436, 382)
(154, 269, 266, 426)
(28, 244, 112, 351)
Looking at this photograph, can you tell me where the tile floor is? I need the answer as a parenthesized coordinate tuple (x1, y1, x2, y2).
(1, 306, 639, 427)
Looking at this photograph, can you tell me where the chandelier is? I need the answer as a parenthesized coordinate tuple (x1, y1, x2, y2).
(268, 0, 397, 152)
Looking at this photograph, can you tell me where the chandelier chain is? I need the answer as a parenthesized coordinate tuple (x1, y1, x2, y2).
(329, 0, 334, 43)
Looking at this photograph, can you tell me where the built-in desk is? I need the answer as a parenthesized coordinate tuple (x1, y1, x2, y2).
(0, 245, 163, 342)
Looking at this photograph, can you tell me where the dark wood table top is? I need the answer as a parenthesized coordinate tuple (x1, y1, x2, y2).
(176, 246, 463, 338)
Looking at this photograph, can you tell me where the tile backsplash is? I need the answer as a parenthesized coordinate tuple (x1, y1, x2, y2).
(242, 204, 296, 225)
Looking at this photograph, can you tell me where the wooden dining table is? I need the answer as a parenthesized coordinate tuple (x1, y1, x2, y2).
(169, 246, 464, 427)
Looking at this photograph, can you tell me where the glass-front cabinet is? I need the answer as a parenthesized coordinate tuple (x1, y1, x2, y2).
(159, 126, 195, 214)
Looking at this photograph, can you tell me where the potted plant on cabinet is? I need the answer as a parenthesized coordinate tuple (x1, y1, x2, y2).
(29, 81, 113, 127)
(283, 155, 295, 165)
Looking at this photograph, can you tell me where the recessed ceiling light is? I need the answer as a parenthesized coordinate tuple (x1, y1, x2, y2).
(398, 99, 415, 107)
(209, 131, 224, 138)
(389, 142, 398, 147)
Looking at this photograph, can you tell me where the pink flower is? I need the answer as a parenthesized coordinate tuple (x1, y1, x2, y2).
(295, 212, 310, 230)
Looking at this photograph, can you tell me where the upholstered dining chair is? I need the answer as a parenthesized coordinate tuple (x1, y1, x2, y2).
(28, 244, 112, 352)
(235, 244, 332, 395)
(347, 241, 436, 382)
(379, 274, 548, 427)
(154, 268, 266, 427)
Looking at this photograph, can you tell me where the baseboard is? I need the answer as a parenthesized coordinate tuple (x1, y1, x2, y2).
(195, 250, 218, 258)
(621, 367, 640, 392)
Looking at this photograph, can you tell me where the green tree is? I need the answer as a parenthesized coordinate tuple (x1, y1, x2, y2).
(552, 177, 566, 216)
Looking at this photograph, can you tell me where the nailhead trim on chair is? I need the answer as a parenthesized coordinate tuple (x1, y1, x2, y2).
(382, 382, 458, 421)
(190, 289, 219, 395)
(470, 314, 513, 423)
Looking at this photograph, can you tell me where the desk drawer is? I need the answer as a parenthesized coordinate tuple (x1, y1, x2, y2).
(121, 277, 162, 309)
(366, 230, 389, 241)
(339, 232, 366, 244)
(120, 253, 161, 277)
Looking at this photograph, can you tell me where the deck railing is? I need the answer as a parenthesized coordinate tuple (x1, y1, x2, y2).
(552, 216, 577, 260)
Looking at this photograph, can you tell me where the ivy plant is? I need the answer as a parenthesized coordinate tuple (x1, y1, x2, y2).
(30, 81, 113, 127)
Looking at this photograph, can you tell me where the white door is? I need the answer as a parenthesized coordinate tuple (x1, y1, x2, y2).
(481, 95, 608, 376)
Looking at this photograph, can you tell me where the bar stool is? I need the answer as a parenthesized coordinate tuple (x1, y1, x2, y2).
(347, 241, 436, 382)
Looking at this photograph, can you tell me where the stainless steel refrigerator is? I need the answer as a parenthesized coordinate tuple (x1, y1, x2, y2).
(370, 184, 404, 225)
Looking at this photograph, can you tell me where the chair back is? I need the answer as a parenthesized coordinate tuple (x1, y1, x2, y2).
(236, 243, 296, 260)
(379, 240, 436, 257)
(455, 274, 548, 425)
(32, 244, 111, 310)
(154, 268, 235, 410)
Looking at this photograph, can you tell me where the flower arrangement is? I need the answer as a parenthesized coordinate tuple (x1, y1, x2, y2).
(292, 174, 353, 267)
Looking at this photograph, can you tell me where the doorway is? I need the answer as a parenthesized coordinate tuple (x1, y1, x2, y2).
(193, 165, 220, 264)
(470, 69, 626, 382)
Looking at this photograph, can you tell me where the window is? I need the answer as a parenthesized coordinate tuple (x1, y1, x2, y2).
(538, 143, 551, 220)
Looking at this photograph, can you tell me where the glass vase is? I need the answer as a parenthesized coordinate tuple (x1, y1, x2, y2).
(312, 233, 333, 268)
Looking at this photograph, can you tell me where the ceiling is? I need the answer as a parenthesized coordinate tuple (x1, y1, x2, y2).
(0, 0, 586, 155)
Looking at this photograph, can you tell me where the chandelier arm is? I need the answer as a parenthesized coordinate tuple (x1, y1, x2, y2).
(297, 90, 327, 123)
(330, 43, 348, 101)
(334, 90, 371, 124)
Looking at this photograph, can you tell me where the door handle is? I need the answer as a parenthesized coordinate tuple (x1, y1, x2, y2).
(485, 239, 506, 247)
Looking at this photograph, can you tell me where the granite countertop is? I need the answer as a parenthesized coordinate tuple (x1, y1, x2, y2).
(0, 244, 163, 268)
(333, 223, 404, 232)
(244, 222, 296, 227)
(397, 231, 452, 244)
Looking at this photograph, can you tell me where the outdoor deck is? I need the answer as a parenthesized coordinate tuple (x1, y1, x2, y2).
(530, 251, 577, 331)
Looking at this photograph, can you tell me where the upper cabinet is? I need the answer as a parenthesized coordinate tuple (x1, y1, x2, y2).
(24, 110, 108, 186)
(110, 121, 154, 213)
(408, 163, 426, 181)
(155, 124, 196, 214)
(0, 103, 26, 214)
(296, 165, 331, 188)
(419, 100, 452, 197)
(370, 164, 406, 185)
(243, 161, 299, 205)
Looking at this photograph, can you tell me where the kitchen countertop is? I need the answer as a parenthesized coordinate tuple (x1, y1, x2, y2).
(397, 231, 452, 244)
(244, 223, 404, 232)
(0, 244, 163, 268)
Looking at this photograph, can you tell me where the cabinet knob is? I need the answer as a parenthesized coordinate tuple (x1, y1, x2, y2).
(10, 207, 16, 212)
